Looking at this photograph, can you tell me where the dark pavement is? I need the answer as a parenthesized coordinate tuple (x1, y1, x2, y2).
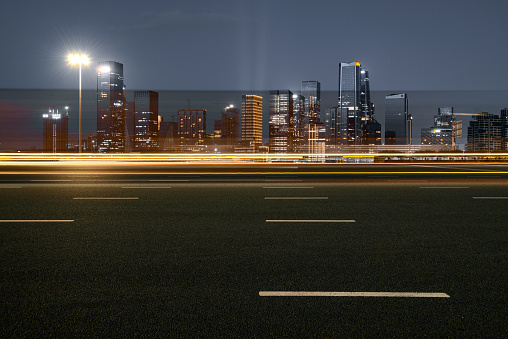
(0, 175, 506, 336)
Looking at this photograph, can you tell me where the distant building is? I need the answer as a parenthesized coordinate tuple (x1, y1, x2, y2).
(269, 90, 293, 153)
(97, 61, 125, 152)
(385, 93, 411, 145)
(177, 109, 206, 146)
(43, 107, 69, 153)
(292, 94, 306, 152)
(324, 106, 339, 147)
(124, 101, 135, 152)
(213, 120, 222, 144)
(338, 62, 362, 145)
(421, 107, 462, 150)
(241, 95, 263, 152)
(221, 105, 239, 146)
(466, 112, 505, 151)
(502, 108, 508, 150)
(362, 119, 382, 145)
(159, 120, 178, 151)
(134, 91, 159, 151)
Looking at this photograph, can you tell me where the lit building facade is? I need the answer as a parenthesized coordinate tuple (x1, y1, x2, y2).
(301, 81, 324, 153)
(502, 108, 508, 150)
(292, 94, 306, 152)
(241, 95, 263, 152)
(385, 93, 411, 145)
(43, 107, 69, 153)
(338, 62, 361, 145)
(421, 107, 462, 150)
(466, 112, 505, 151)
(134, 91, 159, 151)
(221, 105, 239, 146)
(97, 61, 125, 152)
(269, 90, 293, 153)
(177, 109, 207, 146)
(301, 81, 321, 126)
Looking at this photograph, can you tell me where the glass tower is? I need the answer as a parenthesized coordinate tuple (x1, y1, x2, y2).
(338, 62, 361, 145)
(385, 93, 410, 145)
(269, 90, 293, 153)
(97, 61, 125, 152)
(301, 81, 321, 125)
(134, 91, 159, 151)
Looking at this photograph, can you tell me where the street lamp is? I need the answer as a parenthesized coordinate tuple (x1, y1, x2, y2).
(68, 53, 89, 153)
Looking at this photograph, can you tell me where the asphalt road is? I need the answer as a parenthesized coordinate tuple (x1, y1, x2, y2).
(0, 178, 506, 336)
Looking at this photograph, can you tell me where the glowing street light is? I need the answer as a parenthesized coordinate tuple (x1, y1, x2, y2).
(68, 53, 89, 153)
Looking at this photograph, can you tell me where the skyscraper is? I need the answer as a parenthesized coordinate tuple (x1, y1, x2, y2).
(301, 81, 321, 125)
(134, 91, 159, 151)
(43, 107, 69, 153)
(292, 94, 305, 152)
(177, 109, 207, 146)
(241, 95, 263, 152)
(269, 90, 293, 153)
(337, 62, 381, 147)
(385, 93, 410, 145)
(324, 106, 339, 146)
(221, 105, 239, 146)
(97, 61, 125, 152)
(359, 68, 381, 145)
(301, 81, 322, 152)
(338, 62, 363, 145)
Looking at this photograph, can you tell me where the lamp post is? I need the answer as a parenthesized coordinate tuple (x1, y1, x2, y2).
(68, 53, 89, 153)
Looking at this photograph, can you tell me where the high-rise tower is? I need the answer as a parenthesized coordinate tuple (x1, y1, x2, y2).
(134, 91, 159, 151)
(385, 93, 410, 145)
(269, 90, 293, 153)
(241, 95, 263, 152)
(338, 62, 361, 145)
(97, 61, 125, 152)
(43, 107, 69, 153)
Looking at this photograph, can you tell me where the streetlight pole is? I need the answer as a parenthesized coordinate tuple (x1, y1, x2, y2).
(68, 53, 89, 153)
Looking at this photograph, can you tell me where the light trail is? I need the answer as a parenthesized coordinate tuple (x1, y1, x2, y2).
(1, 171, 508, 175)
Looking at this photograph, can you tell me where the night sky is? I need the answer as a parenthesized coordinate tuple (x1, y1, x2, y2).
(1, 0, 507, 91)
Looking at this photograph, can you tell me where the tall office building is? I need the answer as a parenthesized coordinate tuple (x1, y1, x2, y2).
(301, 81, 321, 125)
(43, 107, 69, 152)
(221, 105, 239, 146)
(337, 62, 381, 147)
(97, 61, 125, 152)
(177, 109, 207, 146)
(466, 112, 505, 151)
(301, 81, 323, 152)
(502, 108, 508, 150)
(124, 101, 135, 152)
(159, 119, 178, 151)
(241, 95, 263, 152)
(134, 91, 159, 151)
(292, 94, 305, 151)
(324, 106, 339, 146)
(338, 62, 361, 145)
(385, 93, 411, 145)
(359, 68, 381, 145)
(360, 69, 374, 123)
(421, 107, 462, 150)
(269, 90, 293, 153)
